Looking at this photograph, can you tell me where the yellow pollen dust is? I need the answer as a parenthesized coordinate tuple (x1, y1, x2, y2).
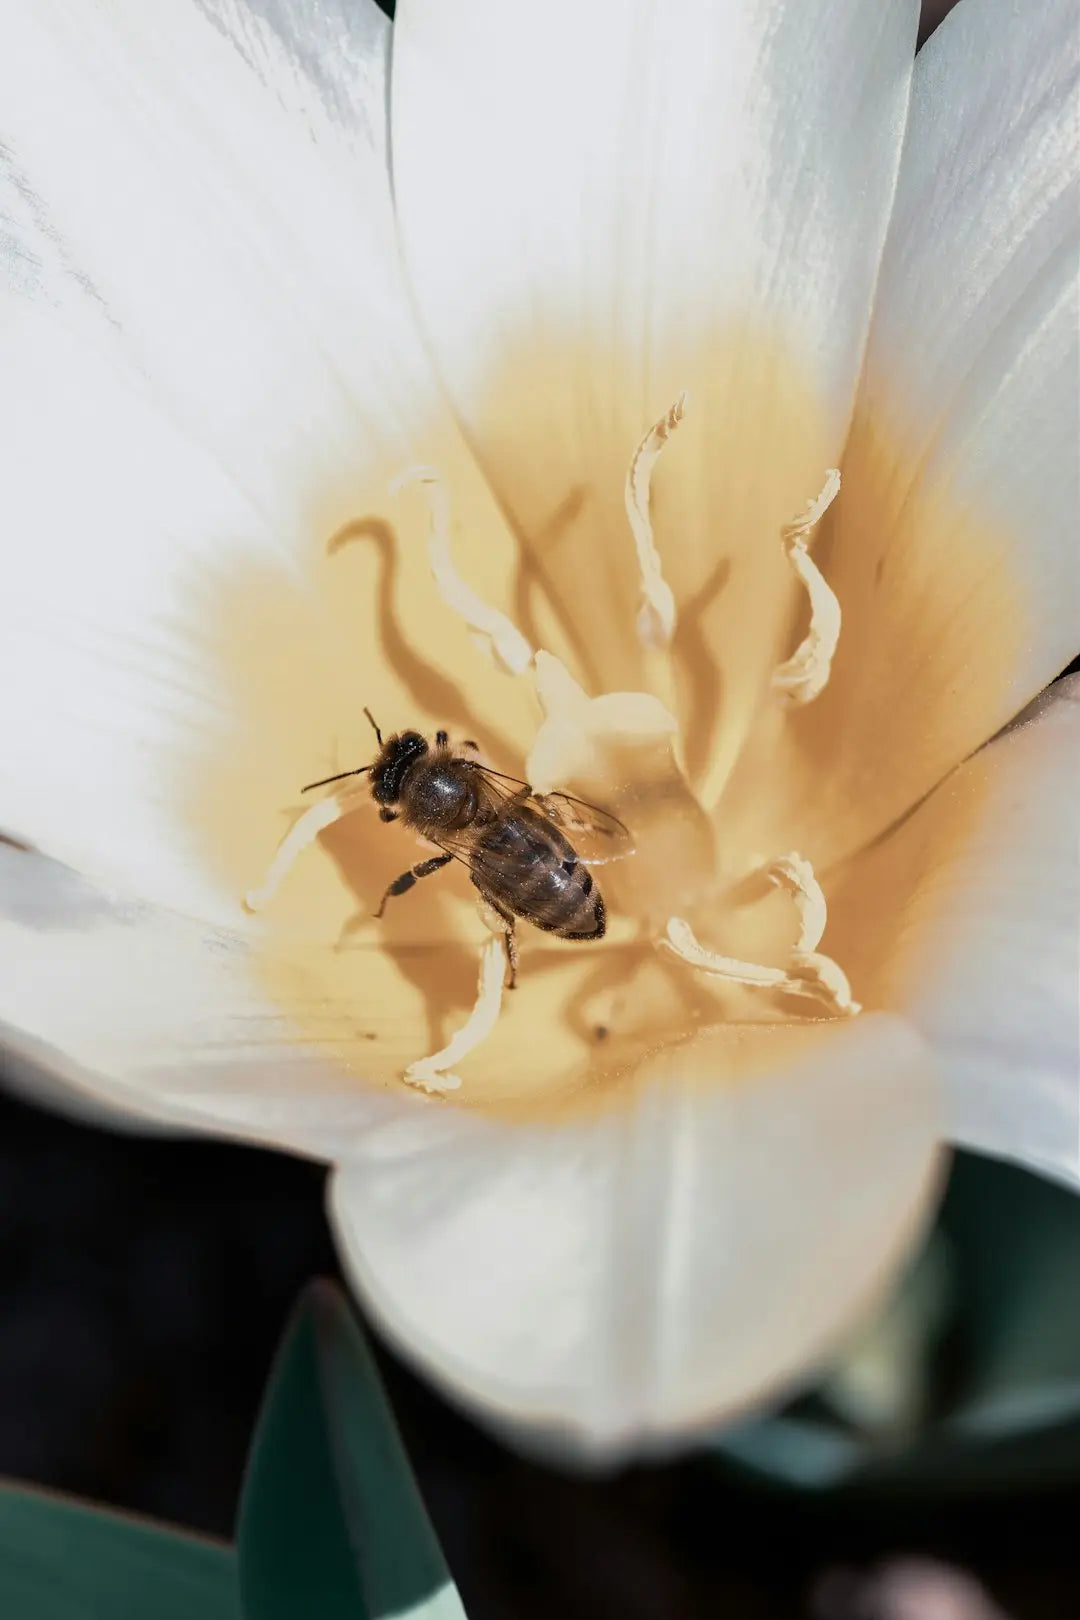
(243, 405, 857, 1088)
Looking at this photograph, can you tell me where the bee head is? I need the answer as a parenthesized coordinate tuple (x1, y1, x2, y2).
(371, 731, 429, 805)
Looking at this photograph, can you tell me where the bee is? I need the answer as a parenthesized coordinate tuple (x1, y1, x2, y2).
(302, 710, 631, 986)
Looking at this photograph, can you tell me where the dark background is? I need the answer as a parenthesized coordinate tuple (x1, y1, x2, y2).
(2, 1084, 1079, 1620)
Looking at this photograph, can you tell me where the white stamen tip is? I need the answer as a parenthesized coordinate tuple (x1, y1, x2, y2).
(773, 468, 842, 705)
(663, 845, 860, 1021)
(636, 588, 678, 650)
(393, 464, 534, 676)
(662, 917, 792, 989)
(244, 794, 356, 913)
(791, 953, 861, 1018)
(768, 852, 828, 953)
(403, 935, 505, 1092)
(785, 467, 841, 537)
(625, 393, 688, 649)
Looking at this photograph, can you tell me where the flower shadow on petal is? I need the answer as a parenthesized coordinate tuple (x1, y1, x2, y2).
(172, 323, 856, 1112)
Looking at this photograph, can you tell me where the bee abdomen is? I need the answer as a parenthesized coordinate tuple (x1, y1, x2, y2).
(513, 856, 605, 938)
(473, 815, 607, 940)
(560, 881, 606, 940)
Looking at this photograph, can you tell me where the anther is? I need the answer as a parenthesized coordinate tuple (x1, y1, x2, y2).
(772, 467, 842, 705)
(662, 916, 859, 1017)
(769, 851, 860, 1014)
(768, 852, 827, 953)
(624, 393, 687, 649)
(244, 790, 364, 912)
(663, 846, 860, 1018)
(662, 916, 810, 991)
(403, 934, 505, 1092)
(392, 465, 534, 676)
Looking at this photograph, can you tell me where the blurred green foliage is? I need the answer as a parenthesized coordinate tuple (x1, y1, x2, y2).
(716, 1152, 1080, 1493)
(0, 1282, 464, 1619)
(0, 1483, 241, 1620)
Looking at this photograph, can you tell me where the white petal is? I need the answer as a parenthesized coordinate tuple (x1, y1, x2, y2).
(390, 0, 920, 776)
(0, 0, 432, 519)
(829, 676, 1080, 1191)
(0, 836, 410, 1157)
(330, 1013, 941, 1449)
(739, 0, 1080, 867)
(0, 316, 313, 925)
(0, 0, 498, 922)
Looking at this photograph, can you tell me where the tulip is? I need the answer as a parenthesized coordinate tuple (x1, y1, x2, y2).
(1, 0, 1076, 1451)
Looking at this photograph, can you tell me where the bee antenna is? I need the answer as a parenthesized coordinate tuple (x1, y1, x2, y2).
(363, 707, 384, 746)
(300, 765, 371, 794)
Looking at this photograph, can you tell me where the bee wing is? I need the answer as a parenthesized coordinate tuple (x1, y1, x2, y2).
(459, 762, 634, 867)
(533, 791, 634, 866)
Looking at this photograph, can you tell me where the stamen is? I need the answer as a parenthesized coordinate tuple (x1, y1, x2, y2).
(772, 467, 842, 705)
(662, 917, 859, 1017)
(663, 847, 860, 1018)
(662, 917, 807, 991)
(769, 850, 860, 1014)
(403, 934, 505, 1093)
(244, 790, 364, 912)
(624, 392, 687, 649)
(392, 465, 534, 676)
(768, 852, 827, 953)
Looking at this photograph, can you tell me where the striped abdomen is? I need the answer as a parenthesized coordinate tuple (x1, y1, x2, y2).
(470, 805, 606, 940)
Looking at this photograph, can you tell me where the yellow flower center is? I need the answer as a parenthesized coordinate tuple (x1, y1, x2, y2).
(179, 322, 1020, 1119)
(243, 396, 857, 1092)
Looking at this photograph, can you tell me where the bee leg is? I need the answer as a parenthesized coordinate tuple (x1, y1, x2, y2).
(374, 852, 452, 919)
(484, 901, 518, 989)
(379, 808, 398, 823)
(503, 921, 519, 990)
(435, 729, 449, 746)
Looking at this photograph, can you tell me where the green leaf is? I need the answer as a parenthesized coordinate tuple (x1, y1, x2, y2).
(940, 1151, 1080, 1438)
(0, 1481, 241, 1620)
(713, 1151, 1080, 1494)
(238, 1280, 465, 1620)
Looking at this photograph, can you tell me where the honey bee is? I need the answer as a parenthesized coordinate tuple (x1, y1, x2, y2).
(302, 710, 631, 986)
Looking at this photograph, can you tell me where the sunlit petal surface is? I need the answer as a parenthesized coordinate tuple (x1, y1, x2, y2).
(0, 0, 1071, 1446)
(829, 676, 1080, 1192)
(390, 0, 921, 792)
(722, 0, 1080, 867)
(331, 1011, 940, 1449)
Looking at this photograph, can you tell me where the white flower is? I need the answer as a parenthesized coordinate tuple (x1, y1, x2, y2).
(0, 0, 1076, 1452)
